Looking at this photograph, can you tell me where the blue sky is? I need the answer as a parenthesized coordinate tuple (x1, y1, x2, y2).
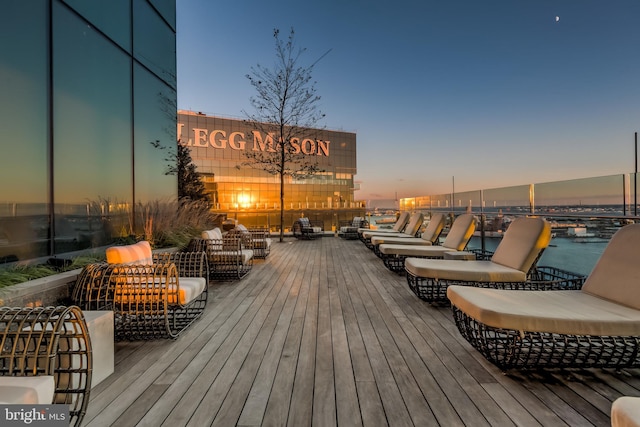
(176, 0, 640, 204)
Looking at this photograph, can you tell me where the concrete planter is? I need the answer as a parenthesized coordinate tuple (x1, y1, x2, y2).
(0, 269, 80, 308)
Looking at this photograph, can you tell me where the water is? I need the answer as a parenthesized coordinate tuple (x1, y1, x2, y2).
(467, 236, 607, 276)
(367, 213, 608, 276)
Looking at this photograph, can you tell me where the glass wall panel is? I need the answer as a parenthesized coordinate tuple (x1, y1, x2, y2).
(134, 63, 177, 204)
(62, 0, 132, 53)
(0, 1, 49, 261)
(133, 0, 176, 89)
(150, 0, 176, 30)
(53, 3, 132, 251)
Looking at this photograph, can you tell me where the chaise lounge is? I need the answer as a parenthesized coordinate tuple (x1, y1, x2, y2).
(292, 217, 323, 239)
(370, 212, 445, 257)
(378, 213, 476, 272)
(358, 211, 410, 243)
(361, 212, 424, 249)
(189, 227, 254, 279)
(447, 223, 640, 370)
(338, 216, 368, 239)
(405, 217, 584, 304)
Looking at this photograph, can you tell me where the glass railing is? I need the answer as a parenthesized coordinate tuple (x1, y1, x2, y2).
(400, 173, 640, 275)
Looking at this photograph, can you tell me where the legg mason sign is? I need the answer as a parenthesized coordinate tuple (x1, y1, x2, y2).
(177, 123, 330, 157)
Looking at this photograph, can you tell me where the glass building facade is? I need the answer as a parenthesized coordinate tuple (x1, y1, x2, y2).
(0, 1, 177, 262)
(178, 111, 365, 231)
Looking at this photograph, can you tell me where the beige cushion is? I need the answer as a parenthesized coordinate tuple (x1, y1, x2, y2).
(392, 211, 411, 232)
(106, 241, 153, 265)
(421, 213, 446, 244)
(612, 396, 640, 427)
(370, 235, 433, 246)
(379, 244, 450, 257)
(490, 217, 551, 272)
(581, 224, 640, 310)
(447, 286, 640, 336)
(402, 212, 425, 236)
(405, 258, 526, 282)
(0, 376, 55, 404)
(442, 214, 476, 250)
(115, 276, 206, 305)
(202, 228, 223, 240)
(212, 249, 254, 264)
(362, 229, 407, 238)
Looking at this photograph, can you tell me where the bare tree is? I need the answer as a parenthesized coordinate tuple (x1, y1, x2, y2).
(243, 28, 328, 242)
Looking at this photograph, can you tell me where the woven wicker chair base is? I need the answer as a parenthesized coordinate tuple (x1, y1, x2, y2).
(381, 254, 445, 273)
(74, 251, 208, 340)
(0, 306, 92, 426)
(452, 306, 640, 370)
(406, 266, 586, 304)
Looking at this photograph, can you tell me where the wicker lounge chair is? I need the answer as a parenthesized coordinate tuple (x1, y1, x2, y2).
(378, 213, 476, 272)
(0, 306, 92, 426)
(448, 223, 640, 370)
(361, 212, 424, 249)
(74, 241, 209, 340)
(357, 211, 410, 242)
(405, 217, 584, 304)
(228, 224, 272, 258)
(292, 217, 323, 239)
(370, 212, 446, 257)
(189, 228, 254, 279)
(338, 217, 368, 239)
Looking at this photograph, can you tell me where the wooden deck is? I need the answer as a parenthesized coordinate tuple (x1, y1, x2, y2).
(83, 236, 638, 426)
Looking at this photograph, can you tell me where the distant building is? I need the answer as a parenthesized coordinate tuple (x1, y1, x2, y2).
(0, 1, 177, 262)
(178, 111, 364, 231)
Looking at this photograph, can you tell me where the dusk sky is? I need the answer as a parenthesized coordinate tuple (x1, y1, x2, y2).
(176, 0, 640, 204)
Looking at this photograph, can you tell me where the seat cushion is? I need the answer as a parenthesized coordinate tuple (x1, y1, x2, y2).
(371, 236, 433, 246)
(106, 241, 153, 265)
(490, 217, 551, 272)
(581, 224, 640, 310)
(612, 396, 640, 427)
(379, 244, 450, 257)
(171, 277, 207, 305)
(447, 286, 640, 336)
(202, 228, 223, 240)
(0, 376, 55, 404)
(405, 258, 526, 282)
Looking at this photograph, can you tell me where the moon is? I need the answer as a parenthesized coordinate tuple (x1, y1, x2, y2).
(555, 16, 560, 22)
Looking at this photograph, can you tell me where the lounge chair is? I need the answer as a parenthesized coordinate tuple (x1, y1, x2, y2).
(447, 223, 640, 370)
(0, 306, 92, 426)
(370, 212, 446, 257)
(358, 211, 410, 242)
(338, 217, 368, 239)
(292, 217, 323, 239)
(405, 217, 583, 304)
(361, 212, 424, 249)
(74, 241, 209, 339)
(378, 213, 476, 272)
(189, 228, 254, 279)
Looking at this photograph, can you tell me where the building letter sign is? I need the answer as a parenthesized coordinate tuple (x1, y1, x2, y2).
(178, 124, 330, 156)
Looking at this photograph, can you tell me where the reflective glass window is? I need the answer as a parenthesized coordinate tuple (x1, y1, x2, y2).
(62, 0, 132, 53)
(0, 0, 49, 260)
(133, 0, 176, 89)
(53, 2, 132, 251)
(134, 63, 177, 203)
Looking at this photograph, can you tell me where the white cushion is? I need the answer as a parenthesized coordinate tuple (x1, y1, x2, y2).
(172, 277, 207, 305)
(379, 244, 449, 257)
(371, 235, 433, 246)
(0, 376, 55, 404)
(202, 228, 223, 240)
(405, 258, 526, 283)
(612, 396, 640, 427)
(447, 286, 640, 336)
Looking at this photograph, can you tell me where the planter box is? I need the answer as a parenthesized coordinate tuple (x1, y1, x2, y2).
(0, 269, 80, 307)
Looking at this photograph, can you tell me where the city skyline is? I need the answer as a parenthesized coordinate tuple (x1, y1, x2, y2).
(176, 0, 640, 203)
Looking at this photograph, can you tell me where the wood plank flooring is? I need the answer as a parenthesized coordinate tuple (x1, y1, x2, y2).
(83, 236, 639, 426)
